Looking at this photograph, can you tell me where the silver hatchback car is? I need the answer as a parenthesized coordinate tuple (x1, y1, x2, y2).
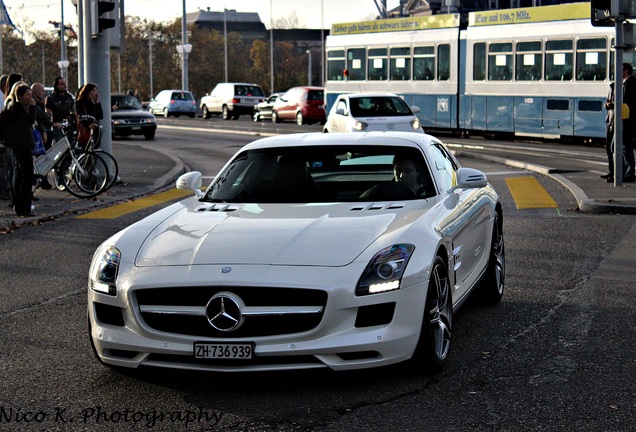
(324, 93, 423, 133)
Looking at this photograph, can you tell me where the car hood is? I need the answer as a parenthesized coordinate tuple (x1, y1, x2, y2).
(134, 201, 430, 267)
(111, 108, 155, 119)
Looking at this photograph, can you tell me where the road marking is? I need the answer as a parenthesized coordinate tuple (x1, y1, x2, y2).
(505, 176, 558, 209)
(76, 189, 191, 219)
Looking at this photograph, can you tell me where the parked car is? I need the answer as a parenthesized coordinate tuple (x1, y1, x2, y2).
(111, 94, 157, 140)
(272, 86, 326, 125)
(200, 82, 265, 120)
(148, 90, 196, 118)
(88, 131, 505, 373)
(323, 93, 423, 133)
(253, 92, 284, 122)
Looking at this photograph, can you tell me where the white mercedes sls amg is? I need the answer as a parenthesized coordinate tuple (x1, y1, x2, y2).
(88, 132, 504, 373)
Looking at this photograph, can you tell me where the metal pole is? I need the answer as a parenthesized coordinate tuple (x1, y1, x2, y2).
(321, 0, 324, 86)
(270, 0, 274, 92)
(60, 0, 67, 81)
(77, 0, 84, 88)
(224, 8, 228, 82)
(306, 50, 312, 86)
(614, 20, 624, 186)
(181, 0, 188, 91)
(149, 38, 154, 99)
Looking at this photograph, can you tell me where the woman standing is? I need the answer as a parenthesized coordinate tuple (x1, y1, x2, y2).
(5, 84, 36, 217)
(75, 83, 104, 148)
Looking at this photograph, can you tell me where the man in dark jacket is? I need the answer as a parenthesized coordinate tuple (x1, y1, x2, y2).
(622, 63, 636, 182)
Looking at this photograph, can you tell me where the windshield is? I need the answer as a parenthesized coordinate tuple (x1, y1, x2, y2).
(349, 96, 413, 117)
(112, 95, 143, 110)
(202, 145, 435, 204)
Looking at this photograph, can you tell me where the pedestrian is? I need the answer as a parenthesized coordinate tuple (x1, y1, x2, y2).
(32, 83, 61, 191)
(75, 83, 104, 147)
(133, 89, 142, 102)
(622, 63, 636, 182)
(45, 76, 75, 124)
(4, 73, 24, 108)
(4, 84, 36, 217)
(602, 82, 615, 182)
(0, 75, 7, 107)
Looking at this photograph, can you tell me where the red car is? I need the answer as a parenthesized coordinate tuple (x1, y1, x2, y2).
(272, 86, 326, 125)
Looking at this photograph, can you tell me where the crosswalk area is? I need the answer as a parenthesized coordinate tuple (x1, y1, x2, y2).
(77, 172, 559, 219)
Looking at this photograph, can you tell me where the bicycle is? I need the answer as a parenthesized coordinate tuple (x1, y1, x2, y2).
(34, 126, 110, 199)
(50, 116, 119, 196)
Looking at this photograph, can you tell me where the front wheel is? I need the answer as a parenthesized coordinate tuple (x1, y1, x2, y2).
(202, 105, 211, 119)
(64, 152, 109, 198)
(93, 150, 119, 192)
(271, 111, 279, 123)
(222, 105, 232, 120)
(144, 130, 155, 140)
(412, 255, 453, 373)
(296, 112, 304, 126)
(163, 108, 169, 118)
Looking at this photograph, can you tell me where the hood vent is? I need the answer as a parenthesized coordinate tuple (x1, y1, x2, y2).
(195, 204, 238, 213)
(350, 203, 405, 211)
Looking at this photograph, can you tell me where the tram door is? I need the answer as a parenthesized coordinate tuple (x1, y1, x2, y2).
(541, 98, 573, 139)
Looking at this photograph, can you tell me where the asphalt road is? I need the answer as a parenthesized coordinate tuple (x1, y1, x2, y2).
(1, 121, 635, 431)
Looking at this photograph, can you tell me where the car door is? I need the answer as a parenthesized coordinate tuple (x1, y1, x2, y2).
(330, 98, 349, 132)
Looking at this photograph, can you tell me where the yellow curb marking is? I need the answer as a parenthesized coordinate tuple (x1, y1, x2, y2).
(77, 189, 191, 219)
(505, 176, 558, 209)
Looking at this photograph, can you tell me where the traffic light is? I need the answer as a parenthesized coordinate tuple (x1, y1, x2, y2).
(90, 0, 116, 38)
(591, 0, 614, 27)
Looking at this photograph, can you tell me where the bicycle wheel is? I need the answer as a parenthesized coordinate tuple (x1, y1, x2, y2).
(63, 152, 109, 198)
(53, 153, 72, 191)
(92, 150, 119, 191)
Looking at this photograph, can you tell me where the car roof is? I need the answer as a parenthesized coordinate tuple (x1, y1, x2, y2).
(240, 132, 440, 152)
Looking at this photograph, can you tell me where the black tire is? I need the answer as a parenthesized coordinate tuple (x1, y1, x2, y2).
(202, 105, 211, 119)
(253, 112, 261, 122)
(412, 255, 453, 373)
(189, 113, 195, 118)
(163, 108, 169, 118)
(272, 111, 279, 123)
(222, 105, 231, 120)
(480, 211, 505, 304)
(144, 130, 155, 140)
(53, 153, 72, 191)
(64, 152, 109, 198)
(296, 112, 304, 125)
(93, 150, 119, 192)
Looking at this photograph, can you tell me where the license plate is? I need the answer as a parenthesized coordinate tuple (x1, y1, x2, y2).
(132, 126, 141, 130)
(194, 342, 254, 359)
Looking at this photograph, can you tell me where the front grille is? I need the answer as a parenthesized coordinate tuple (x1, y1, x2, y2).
(136, 287, 327, 338)
(146, 353, 323, 369)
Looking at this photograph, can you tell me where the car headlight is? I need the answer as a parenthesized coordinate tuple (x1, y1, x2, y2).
(411, 118, 421, 130)
(354, 121, 368, 131)
(356, 244, 415, 295)
(89, 246, 121, 296)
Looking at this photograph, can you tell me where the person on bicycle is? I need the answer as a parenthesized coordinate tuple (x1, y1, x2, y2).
(75, 83, 104, 148)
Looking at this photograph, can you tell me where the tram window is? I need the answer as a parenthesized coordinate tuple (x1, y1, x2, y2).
(576, 38, 607, 81)
(579, 100, 603, 112)
(368, 48, 388, 81)
(327, 50, 345, 81)
(414, 46, 435, 81)
(473, 43, 486, 81)
(347, 48, 366, 81)
(546, 99, 569, 111)
(438, 44, 450, 81)
(515, 41, 542, 81)
(545, 40, 573, 81)
(390, 47, 411, 81)
(488, 43, 512, 81)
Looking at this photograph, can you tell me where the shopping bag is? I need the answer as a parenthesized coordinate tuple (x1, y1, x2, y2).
(32, 129, 46, 156)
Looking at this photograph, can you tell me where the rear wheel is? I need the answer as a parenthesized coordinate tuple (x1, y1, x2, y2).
(412, 255, 453, 373)
(93, 150, 119, 192)
(480, 211, 505, 304)
(296, 112, 304, 125)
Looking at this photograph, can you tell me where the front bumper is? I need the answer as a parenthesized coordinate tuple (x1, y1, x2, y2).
(88, 263, 427, 372)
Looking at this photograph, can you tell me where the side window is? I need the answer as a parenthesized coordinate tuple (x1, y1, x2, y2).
(438, 44, 450, 80)
(516, 41, 542, 81)
(368, 48, 388, 81)
(488, 42, 513, 81)
(545, 39, 573, 81)
(576, 38, 607, 81)
(347, 48, 366, 81)
(473, 42, 486, 81)
(390, 47, 411, 81)
(429, 144, 458, 192)
(327, 50, 346, 81)
(413, 46, 435, 81)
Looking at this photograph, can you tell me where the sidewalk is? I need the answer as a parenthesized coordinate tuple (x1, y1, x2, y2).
(1, 139, 635, 233)
(0, 141, 186, 232)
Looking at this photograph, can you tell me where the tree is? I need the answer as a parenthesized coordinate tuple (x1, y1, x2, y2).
(272, 10, 306, 29)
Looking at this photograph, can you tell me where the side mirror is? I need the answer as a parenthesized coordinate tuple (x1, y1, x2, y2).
(176, 171, 204, 198)
(450, 167, 488, 192)
(411, 106, 420, 114)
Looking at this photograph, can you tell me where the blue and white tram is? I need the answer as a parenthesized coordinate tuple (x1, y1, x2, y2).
(325, 2, 636, 141)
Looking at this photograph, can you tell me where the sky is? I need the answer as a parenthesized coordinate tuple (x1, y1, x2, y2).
(4, 0, 401, 36)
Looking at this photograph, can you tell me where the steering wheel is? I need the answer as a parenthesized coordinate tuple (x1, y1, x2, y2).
(360, 181, 417, 200)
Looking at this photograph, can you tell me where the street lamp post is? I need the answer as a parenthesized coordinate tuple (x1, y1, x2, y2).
(176, 43, 193, 91)
(306, 50, 312, 86)
(57, 60, 70, 81)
